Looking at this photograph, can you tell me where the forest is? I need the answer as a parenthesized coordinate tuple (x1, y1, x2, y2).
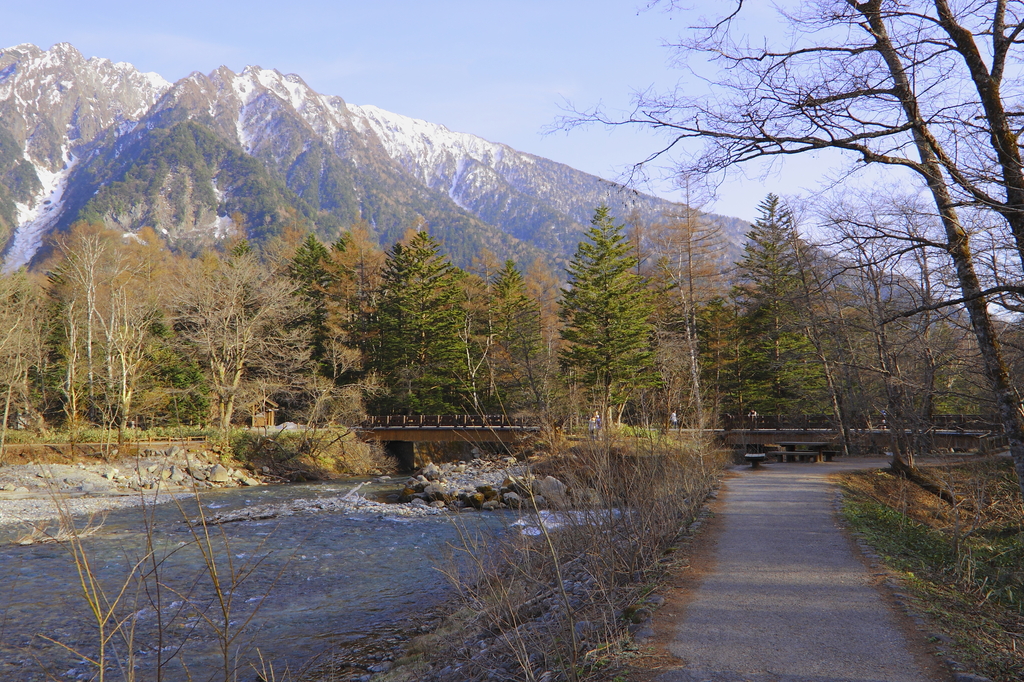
(0, 192, 1007, 466)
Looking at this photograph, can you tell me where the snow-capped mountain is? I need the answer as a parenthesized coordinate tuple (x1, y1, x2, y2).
(0, 43, 170, 270)
(0, 43, 746, 271)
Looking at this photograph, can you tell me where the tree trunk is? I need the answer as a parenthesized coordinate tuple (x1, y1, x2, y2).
(0, 380, 12, 464)
(867, 7, 1024, 497)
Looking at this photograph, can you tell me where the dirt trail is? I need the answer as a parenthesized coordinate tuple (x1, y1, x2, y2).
(654, 460, 948, 682)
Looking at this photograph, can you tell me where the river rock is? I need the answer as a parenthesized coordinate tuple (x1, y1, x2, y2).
(632, 625, 656, 644)
(208, 465, 231, 483)
(464, 492, 487, 509)
(423, 483, 449, 501)
(189, 466, 208, 481)
(481, 500, 500, 511)
(421, 463, 442, 481)
(502, 491, 523, 508)
(13, 486, 29, 493)
(240, 477, 260, 486)
(534, 476, 567, 506)
(475, 484, 498, 501)
(410, 498, 428, 507)
(502, 474, 530, 496)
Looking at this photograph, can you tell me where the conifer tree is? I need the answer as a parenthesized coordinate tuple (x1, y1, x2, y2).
(288, 233, 334, 367)
(559, 206, 657, 423)
(491, 259, 548, 412)
(371, 231, 466, 414)
(732, 194, 824, 416)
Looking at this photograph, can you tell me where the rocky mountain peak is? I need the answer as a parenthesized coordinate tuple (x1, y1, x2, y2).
(0, 42, 749, 275)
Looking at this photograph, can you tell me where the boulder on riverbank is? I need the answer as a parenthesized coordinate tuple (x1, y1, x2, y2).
(396, 458, 567, 512)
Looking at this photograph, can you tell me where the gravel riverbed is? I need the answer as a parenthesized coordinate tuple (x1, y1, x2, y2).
(0, 450, 544, 531)
(0, 446, 264, 528)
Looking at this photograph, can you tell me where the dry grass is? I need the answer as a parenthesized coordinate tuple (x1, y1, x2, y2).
(22, 483, 290, 682)
(403, 429, 726, 682)
(12, 512, 105, 545)
(840, 457, 1024, 682)
(238, 429, 390, 479)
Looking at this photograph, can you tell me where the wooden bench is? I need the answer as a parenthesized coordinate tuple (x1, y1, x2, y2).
(744, 453, 767, 468)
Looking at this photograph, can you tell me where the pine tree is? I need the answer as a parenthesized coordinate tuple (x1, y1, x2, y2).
(370, 231, 466, 414)
(491, 260, 547, 412)
(288, 233, 334, 367)
(732, 194, 824, 416)
(559, 206, 657, 422)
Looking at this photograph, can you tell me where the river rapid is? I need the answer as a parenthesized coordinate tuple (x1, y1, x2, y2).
(0, 479, 506, 681)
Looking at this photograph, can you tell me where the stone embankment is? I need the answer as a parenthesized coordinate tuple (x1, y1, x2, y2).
(0, 446, 268, 526)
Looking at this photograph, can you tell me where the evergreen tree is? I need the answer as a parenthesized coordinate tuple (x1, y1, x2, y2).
(732, 194, 825, 416)
(288, 233, 335, 367)
(370, 231, 466, 414)
(559, 206, 657, 422)
(491, 260, 547, 412)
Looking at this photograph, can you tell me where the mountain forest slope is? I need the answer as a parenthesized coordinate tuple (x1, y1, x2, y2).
(0, 43, 749, 270)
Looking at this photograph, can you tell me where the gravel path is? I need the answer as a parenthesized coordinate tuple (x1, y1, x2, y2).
(655, 460, 945, 682)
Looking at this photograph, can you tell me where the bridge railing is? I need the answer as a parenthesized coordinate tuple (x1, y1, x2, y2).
(721, 415, 835, 431)
(361, 414, 538, 429)
(721, 414, 1003, 432)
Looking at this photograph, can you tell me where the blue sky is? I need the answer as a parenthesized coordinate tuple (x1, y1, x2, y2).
(2, 1, 837, 222)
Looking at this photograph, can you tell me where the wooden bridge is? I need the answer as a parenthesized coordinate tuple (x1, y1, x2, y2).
(718, 414, 1006, 454)
(357, 413, 1004, 469)
(358, 415, 540, 469)
(359, 414, 539, 442)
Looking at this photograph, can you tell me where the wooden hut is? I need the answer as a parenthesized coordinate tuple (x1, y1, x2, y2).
(250, 399, 279, 428)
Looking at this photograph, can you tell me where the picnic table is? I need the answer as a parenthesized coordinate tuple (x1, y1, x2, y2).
(775, 442, 838, 463)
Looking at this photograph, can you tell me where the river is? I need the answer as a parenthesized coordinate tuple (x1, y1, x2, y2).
(0, 480, 506, 681)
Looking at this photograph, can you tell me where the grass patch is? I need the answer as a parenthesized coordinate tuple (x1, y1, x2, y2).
(0, 425, 215, 446)
(839, 459, 1024, 682)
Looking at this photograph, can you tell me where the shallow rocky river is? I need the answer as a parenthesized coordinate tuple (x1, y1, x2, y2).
(0, 479, 507, 681)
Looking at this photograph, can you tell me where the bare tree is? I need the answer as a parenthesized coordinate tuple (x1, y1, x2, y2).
(0, 272, 42, 461)
(817, 192, 986, 477)
(50, 226, 167, 443)
(574, 1, 1024, 494)
(650, 184, 727, 429)
(173, 251, 311, 438)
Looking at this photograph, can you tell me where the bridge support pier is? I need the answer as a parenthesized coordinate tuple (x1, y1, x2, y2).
(383, 441, 416, 471)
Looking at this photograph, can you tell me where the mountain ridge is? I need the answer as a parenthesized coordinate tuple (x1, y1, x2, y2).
(0, 43, 749, 271)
